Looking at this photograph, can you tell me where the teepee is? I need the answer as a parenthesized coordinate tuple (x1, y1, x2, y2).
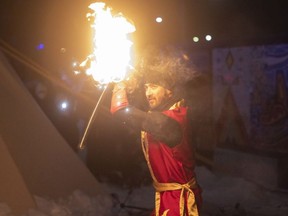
(0, 51, 103, 215)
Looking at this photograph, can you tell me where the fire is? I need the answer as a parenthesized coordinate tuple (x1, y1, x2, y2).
(85, 2, 136, 84)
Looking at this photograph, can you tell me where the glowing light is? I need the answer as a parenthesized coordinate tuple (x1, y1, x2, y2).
(205, 35, 212, 41)
(60, 101, 69, 111)
(193, 37, 199, 42)
(72, 61, 78, 67)
(97, 84, 107, 90)
(36, 43, 45, 50)
(85, 2, 136, 84)
(156, 17, 163, 23)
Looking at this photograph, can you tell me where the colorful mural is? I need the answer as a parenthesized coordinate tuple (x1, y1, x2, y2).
(213, 47, 251, 149)
(213, 44, 288, 153)
(250, 44, 288, 153)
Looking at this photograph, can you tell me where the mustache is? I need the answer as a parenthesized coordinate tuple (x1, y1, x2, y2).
(147, 95, 155, 100)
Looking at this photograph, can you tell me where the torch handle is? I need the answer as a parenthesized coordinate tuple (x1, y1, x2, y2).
(78, 83, 112, 150)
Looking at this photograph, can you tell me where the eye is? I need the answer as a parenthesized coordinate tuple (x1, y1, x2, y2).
(144, 83, 158, 91)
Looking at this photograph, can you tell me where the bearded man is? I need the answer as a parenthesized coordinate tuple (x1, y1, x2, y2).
(110, 46, 202, 216)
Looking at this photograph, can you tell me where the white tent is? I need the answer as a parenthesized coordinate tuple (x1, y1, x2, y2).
(0, 51, 102, 215)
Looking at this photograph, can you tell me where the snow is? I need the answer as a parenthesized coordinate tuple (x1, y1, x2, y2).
(1, 167, 288, 216)
(196, 167, 288, 215)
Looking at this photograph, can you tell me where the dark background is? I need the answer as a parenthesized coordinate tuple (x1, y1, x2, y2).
(1, 0, 288, 185)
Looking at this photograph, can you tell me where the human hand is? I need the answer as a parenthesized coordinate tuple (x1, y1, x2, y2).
(111, 81, 129, 114)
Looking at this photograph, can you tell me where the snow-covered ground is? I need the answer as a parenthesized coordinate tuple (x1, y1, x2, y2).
(1, 166, 288, 216)
(196, 167, 288, 216)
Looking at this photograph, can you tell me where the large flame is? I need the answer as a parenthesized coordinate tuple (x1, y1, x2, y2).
(85, 2, 136, 84)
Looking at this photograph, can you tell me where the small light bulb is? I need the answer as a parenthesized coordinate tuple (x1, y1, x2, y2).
(205, 35, 212, 41)
(193, 37, 199, 42)
(60, 101, 69, 111)
(156, 17, 163, 23)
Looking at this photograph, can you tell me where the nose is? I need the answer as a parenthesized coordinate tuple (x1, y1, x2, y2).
(145, 87, 152, 97)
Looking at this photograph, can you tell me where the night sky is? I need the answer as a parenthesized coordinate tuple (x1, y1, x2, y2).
(1, 1, 288, 58)
(1, 0, 288, 184)
(1, 0, 288, 72)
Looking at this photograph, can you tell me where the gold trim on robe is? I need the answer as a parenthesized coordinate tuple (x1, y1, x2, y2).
(141, 100, 199, 216)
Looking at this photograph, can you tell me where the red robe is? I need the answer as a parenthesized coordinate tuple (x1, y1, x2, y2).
(141, 103, 202, 216)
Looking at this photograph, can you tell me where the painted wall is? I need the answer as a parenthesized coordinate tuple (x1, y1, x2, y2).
(212, 44, 288, 153)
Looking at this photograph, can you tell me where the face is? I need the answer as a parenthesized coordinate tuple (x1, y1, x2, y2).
(144, 83, 172, 109)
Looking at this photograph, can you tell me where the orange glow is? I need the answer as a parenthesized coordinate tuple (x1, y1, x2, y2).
(86, 2, 136, 84)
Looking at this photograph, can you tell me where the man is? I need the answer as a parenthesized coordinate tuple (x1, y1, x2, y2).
(110, 47, 202, 216)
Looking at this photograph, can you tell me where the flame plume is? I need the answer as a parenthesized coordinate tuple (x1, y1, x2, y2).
(78, 2, 136, 150)
(85, 2, 136, 84)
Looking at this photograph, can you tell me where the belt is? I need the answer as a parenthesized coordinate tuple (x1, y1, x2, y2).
(153, 178, 199, 216)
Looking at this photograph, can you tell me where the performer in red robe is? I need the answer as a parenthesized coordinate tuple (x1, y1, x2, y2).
(110, 47, 202, 216)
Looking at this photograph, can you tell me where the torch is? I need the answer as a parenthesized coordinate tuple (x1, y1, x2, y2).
(78, 2, 136, 150)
